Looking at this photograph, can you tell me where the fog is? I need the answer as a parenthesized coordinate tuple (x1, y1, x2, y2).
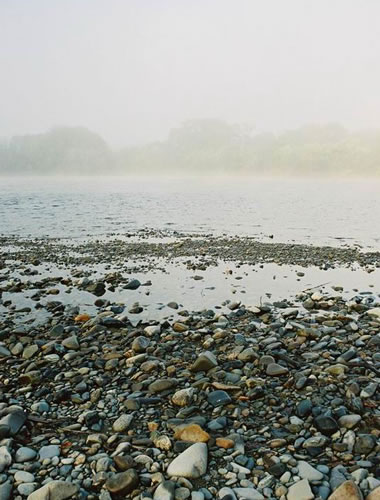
(1, 0, 380, 149)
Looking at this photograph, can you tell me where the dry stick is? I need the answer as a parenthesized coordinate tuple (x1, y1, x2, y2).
(302, 281, 331, 293)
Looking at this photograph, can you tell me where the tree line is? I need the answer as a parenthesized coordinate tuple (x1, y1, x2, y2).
(1, 120, 380, 175)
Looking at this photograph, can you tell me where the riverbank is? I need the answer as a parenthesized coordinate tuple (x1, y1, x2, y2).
(0, 236, 379, 500)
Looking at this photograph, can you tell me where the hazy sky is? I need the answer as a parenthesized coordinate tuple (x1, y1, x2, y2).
(1, 0, 380, 147)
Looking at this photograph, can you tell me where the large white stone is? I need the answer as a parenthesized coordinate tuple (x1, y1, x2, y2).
(167, 443, 208, 478)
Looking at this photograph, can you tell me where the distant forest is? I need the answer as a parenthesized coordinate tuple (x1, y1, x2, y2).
(1, 120, 380, 176)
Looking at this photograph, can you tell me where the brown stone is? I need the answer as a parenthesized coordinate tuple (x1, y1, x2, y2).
(367, 486, 380, 500)
(114, 455, 136, 471)
(215, 438, 235, 449)
(328, 480, 363, 500)
(174, 424, 210, 443)
(105, 469, 139, 495)
(172, 322, 188, 332)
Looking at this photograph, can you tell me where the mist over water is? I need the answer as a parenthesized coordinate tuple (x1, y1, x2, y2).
(1, 176, 379, 250)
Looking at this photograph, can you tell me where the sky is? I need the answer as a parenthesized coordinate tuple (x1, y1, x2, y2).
(1, 0, 380, 148)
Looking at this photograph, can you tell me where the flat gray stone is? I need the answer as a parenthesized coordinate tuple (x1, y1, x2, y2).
(297, 460, 324, 481)
(27, 481, 79, 500)
(287, 479, 315, 500)
(38, 444, 60, 460)
(233, 487, 264, 499)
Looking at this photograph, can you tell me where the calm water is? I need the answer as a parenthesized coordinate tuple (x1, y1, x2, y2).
(0, 176, 379, 249)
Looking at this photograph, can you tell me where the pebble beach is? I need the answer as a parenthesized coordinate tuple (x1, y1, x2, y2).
(0, 233, 379, 500)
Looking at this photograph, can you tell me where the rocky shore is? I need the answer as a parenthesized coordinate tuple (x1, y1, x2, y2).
(1, 232, 379, 271)
(0, 235, 379, 500)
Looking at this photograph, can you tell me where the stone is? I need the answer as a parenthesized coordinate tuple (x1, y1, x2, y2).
(218, 487, 237, 500)
(0, 346, 10, 357)
(339, 415, 361, 429)
(27, 481, 79, 500)
(173, 322, 188, 332)
(62, 335, 79, 350)
(113, 414, 133, 432)
(287, 479, 315, 500)
(132, 336, 150, 353)
(367, 486, 380, 500)
(149, 379, 176, 393)
(0, 446, 12, 472)
(216, 438, 235, 449)
(38, 444, 60, 460)
(105, 469, 139, 495)
(327, 480, 363, 500)
(15, 470, 35, 482)
(167, 442, 208, 478)
(154, 435, 172, 450)
(367, 307, 380, 320)
(314, 415, 339, 436)
(144, 325, 161, 336)
(124, 279, 141, 290)
(266, 363, 289, 376)
(207, 390, 231, 407)
(297, 460, 324, 481)
(15, 447, 37, 462)
(23, 344, 39, 359)
(191, 351, 218, 372)
(0, 408, 27, 435)
(237, 348, 257, 362)
(154, 480, 176, 500)
(174, 424, 210, 443)
(0, 481, 12, 500)
(114, 454, 135, 471)
(175, 487, 191, 500)
(354, 435, 376, 455)
(297, 399, 312, 417)
(233, 487, 264, 500)
(172, 388, 195, 407)
(18, 483, 37, 496)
